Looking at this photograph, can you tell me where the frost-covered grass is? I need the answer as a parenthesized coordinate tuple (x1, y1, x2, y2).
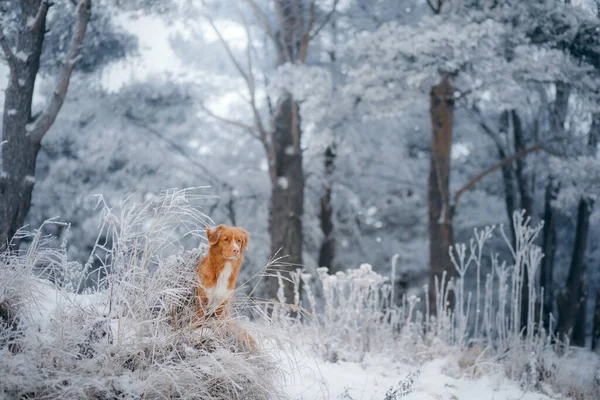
(2, 191, 599, 399)
(272, 211, 600, 399)
(0, 189, 283, 400)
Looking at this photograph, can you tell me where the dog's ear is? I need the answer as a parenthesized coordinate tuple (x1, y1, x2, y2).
(206, 225, 224, 246)
(239, 228, 249, 250)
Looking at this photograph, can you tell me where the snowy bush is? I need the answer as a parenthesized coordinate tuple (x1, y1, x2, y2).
(0, 189, 282, 400)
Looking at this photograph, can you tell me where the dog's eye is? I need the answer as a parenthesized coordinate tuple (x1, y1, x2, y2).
(223, 238, 229, 242)
(237, 239, 241, 243)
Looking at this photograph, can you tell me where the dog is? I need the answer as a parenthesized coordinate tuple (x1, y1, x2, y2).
(195, 224, 249, 319)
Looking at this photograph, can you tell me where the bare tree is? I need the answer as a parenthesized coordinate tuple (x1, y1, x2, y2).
(202, 0, 337, 301)
(0, 0, 91, 249)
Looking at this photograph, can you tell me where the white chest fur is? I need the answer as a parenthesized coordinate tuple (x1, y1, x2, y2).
(205, 261, 234, 309)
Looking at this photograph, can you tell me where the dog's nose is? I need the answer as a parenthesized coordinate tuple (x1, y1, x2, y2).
(232, 247, 239, 254)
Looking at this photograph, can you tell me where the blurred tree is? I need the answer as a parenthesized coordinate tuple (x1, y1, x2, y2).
(0, 0, 92, 249)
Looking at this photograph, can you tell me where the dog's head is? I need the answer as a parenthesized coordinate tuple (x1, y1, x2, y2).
(206, 225, 249, 260)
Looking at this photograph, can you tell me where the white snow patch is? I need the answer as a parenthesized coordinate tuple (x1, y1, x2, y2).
(18, 78, 25, 87)
(7, 109, 17, 116)
(367, 206, 377, 216)
(285, 146, 295, 155)
(281, 349, 555, 400)
(15, 51, 29, 62)
(277, 176, 289, 190)
(25, 175, 36, 184)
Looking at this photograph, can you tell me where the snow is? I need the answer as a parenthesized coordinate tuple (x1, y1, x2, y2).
(14, 51, 29, 62)
(281, 349, 554, 400)
(277, 176, 289, 190)
(24, 175, 35, 184)
(7, 109, 16, 116)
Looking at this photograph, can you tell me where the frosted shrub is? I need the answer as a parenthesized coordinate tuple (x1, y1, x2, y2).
(0, 189, 282, 400)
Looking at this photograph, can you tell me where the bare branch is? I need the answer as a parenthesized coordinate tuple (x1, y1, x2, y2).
(199, 102, 257, 133)
(426, 0, 444, 14)
(30, 0, 91, 143)
(298, 0, 316, 63)
(274, 0, 292, 62)
(31, 1, 51, 33)
(310, 0, 340, 39)
(244, 0, 278, 47)
(124, 110, 229, 188)
(467, 105, 506, 151)
(203, 14, 250, 84)
(453, 145, 543, 209)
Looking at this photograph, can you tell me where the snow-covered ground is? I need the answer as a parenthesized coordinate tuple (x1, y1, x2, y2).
(281, 350, 554, 400)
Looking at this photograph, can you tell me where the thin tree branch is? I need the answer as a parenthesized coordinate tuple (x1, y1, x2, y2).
(467, 105, 506, 151)
(31, 1, 51, 33)
(426, 0, 444, 14)
(124, 110, 230, 189)
(299, 0, 316, 63)
(310, 0, 339, 39)
(203, 7, 273, 178)
(29, 0, 91, 144)
(199, 102, 257, 134)
(274, 0, 292, 62)
(203, 14, 250, 85)
(453, 145, 543, 209)
(244, 0, 278, 47)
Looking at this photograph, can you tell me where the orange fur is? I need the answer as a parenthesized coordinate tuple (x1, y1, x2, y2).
(195, 225, 249, 319)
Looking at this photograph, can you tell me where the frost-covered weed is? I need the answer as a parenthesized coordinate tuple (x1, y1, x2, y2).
(0, 189, 283, 400)
(384, 368, 421, 400)
(277, 210, 596, 398)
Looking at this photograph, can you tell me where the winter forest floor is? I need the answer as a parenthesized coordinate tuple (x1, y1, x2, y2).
(1, 192, 599, 400)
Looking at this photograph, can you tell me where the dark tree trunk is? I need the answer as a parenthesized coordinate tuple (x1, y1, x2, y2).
(265, 94, 304, 302)
(539, 83, 570, 331)
(511, 110, 536, 330)
(511, 111, 534, 218)
(0, 1, 46, 249)
(540, 178, 558, 331)
(428, 76, 456, 312)
(318, 142, 336, 271)
(557, 198, 592, 345)
(572, 275, 588, 347)
(498, 111, 518, 246)
(262, 0, 309, 301)
(0, 1, 90, 250)
(592, 288, 600, 351)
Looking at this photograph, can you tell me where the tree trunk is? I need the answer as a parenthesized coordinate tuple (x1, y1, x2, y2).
(539, 83, 570, 331)
(0, 1, 46, 249)
(265, 94, 304, 302)
(428, 76, 456, 312)
(511, 110, 536, 330)
(262, 0, 307, 301)
(318, 142, 336, 271)
(1, 1, 90, 250)
(557, 198, 592, 345)
(540, 178, 558, 331)
(592, 288, 600, 351)
(572, 274, 588, 347)
(498, 111, 518, 246)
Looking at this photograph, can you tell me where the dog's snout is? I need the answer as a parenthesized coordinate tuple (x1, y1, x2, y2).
(232, 247, 239, 254)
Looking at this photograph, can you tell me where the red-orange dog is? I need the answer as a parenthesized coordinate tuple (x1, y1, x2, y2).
(195, 225, 249, 319)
